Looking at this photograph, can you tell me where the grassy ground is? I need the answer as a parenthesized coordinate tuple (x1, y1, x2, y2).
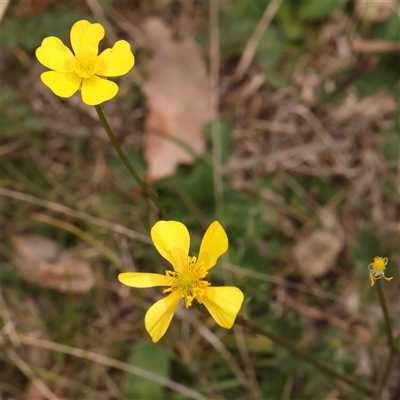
(1, 1, 399, 399)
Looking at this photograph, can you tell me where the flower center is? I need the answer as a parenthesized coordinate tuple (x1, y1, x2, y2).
(71, 51, 99, 79)
(164, 256, 210, 308)
(371, 257, 387, 272)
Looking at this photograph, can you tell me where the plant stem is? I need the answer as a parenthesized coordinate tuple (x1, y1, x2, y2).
(375, 279, 397, 397)
(235, 315, 373, 397)
(375, 280, 396, 353)
(33, 213, 127, 272)
(94, 105, 168, 219)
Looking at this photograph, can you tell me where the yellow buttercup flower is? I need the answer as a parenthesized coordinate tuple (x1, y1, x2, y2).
(369, 256, 392, 287)
(118, 221, 244, 343)
(36, 20, 135, 106)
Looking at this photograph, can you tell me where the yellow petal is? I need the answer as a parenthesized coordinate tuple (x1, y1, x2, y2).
(40, 71, 81, 98)
(118, 272, 170, 288)
(151, 221, 190, 273)
(70, 20, 104, 56)
(80, 76, 118, 105)
(196, 221, 228, 272)
(370, 275, 375, 287)
(145, 291, 181, 343)
(202, 286, 244, 329)
(36, 37, 74, 72)
(384, 276, 393, 282)
(97, 40, 135, 77)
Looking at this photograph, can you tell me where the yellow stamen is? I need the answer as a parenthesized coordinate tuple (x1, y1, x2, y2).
(368, 256, 391, 286)
(370, 256, 388, 272)
(70, 51, 100, 79)
(164, 256, 210, 308)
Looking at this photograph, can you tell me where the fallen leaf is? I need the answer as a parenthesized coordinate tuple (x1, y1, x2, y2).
(0, 0, 9, 21)
(292, 230, 343, 278)
(331, 92, 397, 123)
(12, 235, 95, 293)
(355, 0, 394, 23)
(142, 18, 215, 181)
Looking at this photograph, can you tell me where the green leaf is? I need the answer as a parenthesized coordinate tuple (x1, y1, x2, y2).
(204, 120, 232, 164)
(25, 117, 46, 132)
(298, 0, 343, 21)
(257, 26, 285, 69)
(109, 152, 146, 189)
(125, 340, 170, 400)
(178, 160, 214, 209)
(372, 13, 400, 41)
(2, 7, 84, 50)
(355, 54, 400, 96)
(277, 2, 305, 40)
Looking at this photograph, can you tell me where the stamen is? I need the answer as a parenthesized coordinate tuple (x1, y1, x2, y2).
(71, 51, 100, 79)
(163, 257, 210, 308)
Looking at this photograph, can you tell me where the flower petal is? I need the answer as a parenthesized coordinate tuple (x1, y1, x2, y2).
(97, 40, 135, 77)
(70, 20, 104, 56)
(81, 76, 118, 105)
(202, 286, 244, 329)
(151, 221, 190, 273)
(40, 71, 81, 98)
(118, 272, 170, 288)
(145, 291, 181, 343)
(196, 221, 228, 272)
(370, 275, 375, 287)
(36, 37, 75, 72)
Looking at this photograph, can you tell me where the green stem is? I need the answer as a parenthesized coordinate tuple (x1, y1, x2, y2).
(375, 280, 396, 353)
(375, 279, 397, 397)
(235, 315, 373, 397)
(94, 105, 168, 219)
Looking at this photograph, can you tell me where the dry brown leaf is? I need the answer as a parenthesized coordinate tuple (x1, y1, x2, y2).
(352, 38, 400, 53)
(332, 92, 397, 122)
(292, 230, 343, 278)
(0, 0, 10, 21)
(142, 18, 215, 181)
(355, 0, 394, 23)
(12, 235, 95, 293)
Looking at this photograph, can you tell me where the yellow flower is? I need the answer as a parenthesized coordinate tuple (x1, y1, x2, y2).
(369, 256, 392, 287)
(36, 20, 134, 106)
(118, 221, 244, 343)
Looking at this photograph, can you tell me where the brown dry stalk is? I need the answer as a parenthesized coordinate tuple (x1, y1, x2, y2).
(0, 187, 152, 244)
(352, 39, 400, 53)
(17, 334, 207, 400)
(234, 0, 282, 81)
(7, 349, 60, 400)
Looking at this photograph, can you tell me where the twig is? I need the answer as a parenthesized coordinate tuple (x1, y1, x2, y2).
(236, 315, 373, 397)
(32, 213, 127, 272)
(0, 292, 21, 347)
(220, 261, 343, 302)
(18, 334, 207, 400)
(290, 104, 350, 174)
(352, 38, 400, 53)
(0, 187, 152, 244)
(84, 0, 118, 44)
(234, 0, 282, 81)
(234, 325, 264, 399)
(7, 349, 60, 400)
(210, 1, 224, 222)
(179, 309, 248, 388)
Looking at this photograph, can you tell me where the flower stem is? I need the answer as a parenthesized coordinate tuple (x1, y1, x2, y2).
(375, 280, 396, 353)
(94, 105, 168, 219)
(375, 279, 397, 397)
(235, 315, 373, 397)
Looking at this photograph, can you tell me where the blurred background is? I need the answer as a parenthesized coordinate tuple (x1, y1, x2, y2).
(1, 0, 399, 399)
